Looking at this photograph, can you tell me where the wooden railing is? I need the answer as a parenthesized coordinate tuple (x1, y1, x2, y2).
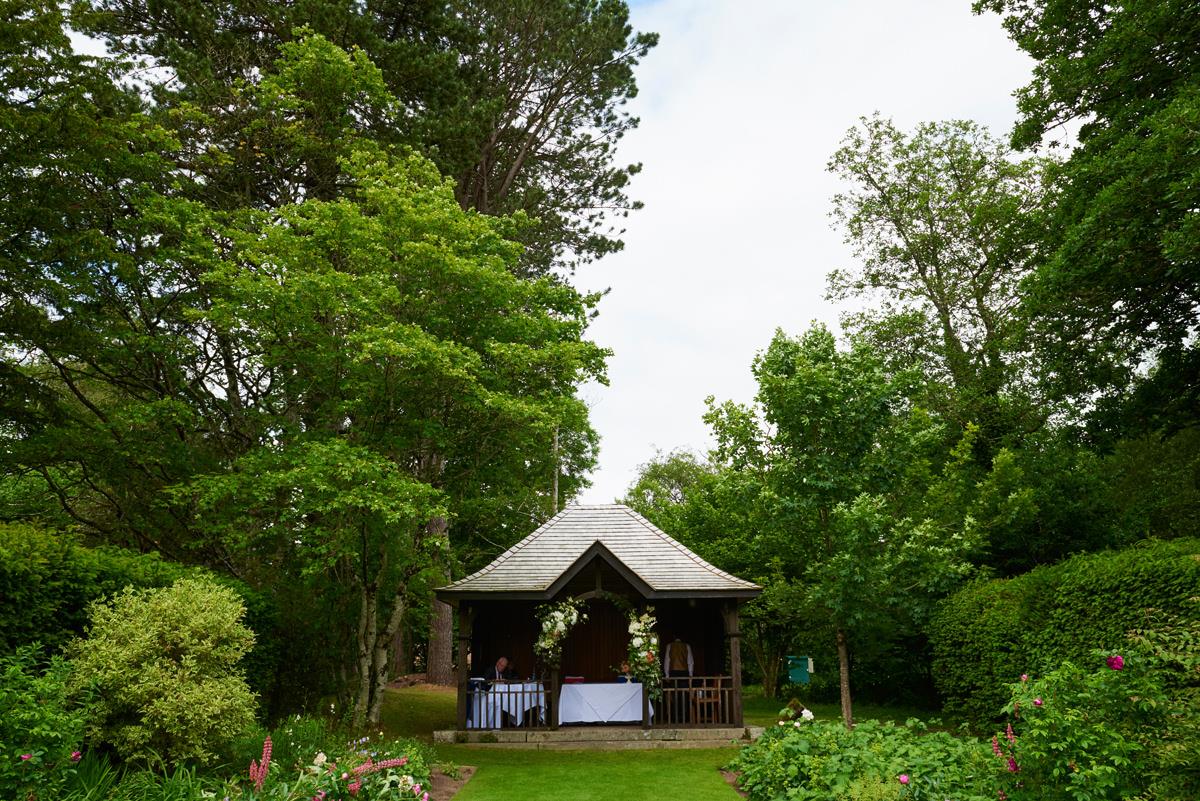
(465, 680, 549, 729)
(463, 676, 739, 729)
(652, 675, 735, 727)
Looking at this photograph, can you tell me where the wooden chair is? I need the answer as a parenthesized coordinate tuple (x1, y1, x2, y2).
(690, 678, 722, 724)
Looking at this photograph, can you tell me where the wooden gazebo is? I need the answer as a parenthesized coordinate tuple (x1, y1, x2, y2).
(435, 504, 761, 732)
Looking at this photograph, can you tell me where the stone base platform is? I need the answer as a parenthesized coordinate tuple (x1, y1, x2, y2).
(433, 725, 763, 750)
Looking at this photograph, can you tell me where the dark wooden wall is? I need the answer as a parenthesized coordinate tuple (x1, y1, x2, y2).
(464, 556, 732, 682)
(470, 600, 539, 679)
(560, 597, 629, 681)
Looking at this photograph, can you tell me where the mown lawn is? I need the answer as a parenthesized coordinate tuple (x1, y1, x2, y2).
(378, 684, 939, 800)
(437, 746, 741, 801)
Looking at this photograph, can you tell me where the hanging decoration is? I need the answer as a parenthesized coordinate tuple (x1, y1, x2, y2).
(625, 607, 663, 700)
(534, 597, 588, 669)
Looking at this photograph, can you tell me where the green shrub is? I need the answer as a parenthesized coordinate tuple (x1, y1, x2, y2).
(68, 577, 258, 765)
(0, 523, 281, 710)
(0, 647, 89, 801)
(928, 538, 1200, 724)
(994, 615, 1200, 801)
(730, 712, 998, 801)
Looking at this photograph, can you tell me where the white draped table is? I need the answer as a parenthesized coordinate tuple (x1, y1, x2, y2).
(558, 682, 652, 725)
(468, 681, 546, 729)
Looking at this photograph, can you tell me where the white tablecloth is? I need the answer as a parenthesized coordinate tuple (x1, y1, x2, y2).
(468, 682, 546, 729)
(558, 683, 651, 724)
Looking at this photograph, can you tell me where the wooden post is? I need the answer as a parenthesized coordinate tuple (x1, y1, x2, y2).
(642, 681, 650, 729)
(550, 669, 561, 730)
(723, 602, 744, 728)
(454, 603, 474, 731)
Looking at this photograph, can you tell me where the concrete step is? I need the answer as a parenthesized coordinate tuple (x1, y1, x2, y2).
(433, 726, 763, 750)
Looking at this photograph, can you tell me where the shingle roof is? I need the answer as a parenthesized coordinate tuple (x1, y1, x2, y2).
(436, 504, 760, 599)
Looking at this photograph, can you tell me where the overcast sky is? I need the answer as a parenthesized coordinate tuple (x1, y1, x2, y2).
(574, 0, 1035, 503)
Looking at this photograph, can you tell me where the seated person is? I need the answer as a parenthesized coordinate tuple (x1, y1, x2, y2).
(484, 655, 517, 686)
(616, 660, 640, 683)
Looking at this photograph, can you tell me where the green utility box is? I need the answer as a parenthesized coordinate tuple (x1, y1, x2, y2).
(786, 655, 813, 685)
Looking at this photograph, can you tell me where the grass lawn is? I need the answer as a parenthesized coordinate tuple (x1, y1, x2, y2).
(437, 746, 741, 801)
(378, 684, 942, 800)
(379, 687, 742, 800)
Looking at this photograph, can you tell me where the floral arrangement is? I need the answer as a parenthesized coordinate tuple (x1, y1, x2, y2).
(625, 608, 663, 700)
(534, 598, 587, 669)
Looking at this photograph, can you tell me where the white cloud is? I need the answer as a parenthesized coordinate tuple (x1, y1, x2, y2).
(576, 0, 1034, 503)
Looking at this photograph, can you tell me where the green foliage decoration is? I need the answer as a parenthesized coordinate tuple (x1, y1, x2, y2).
(625, 607, 663, 701)
(68, 577, 257, 765)
(928, 538, 1200, 724)
(0, 647, 88, 801)
(534, 598, 587, 670)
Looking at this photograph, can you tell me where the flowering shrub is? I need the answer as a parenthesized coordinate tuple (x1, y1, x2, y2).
(0, 647, 87, 801)
(625, 608, 663, 700)
(730, 716, 998, 801)
(534, 598, 587, 669)
(226, 732, 433, 800)
(996, 624, 1200, 801)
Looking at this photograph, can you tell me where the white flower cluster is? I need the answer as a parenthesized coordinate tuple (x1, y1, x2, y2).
(534, 599, 587, 666)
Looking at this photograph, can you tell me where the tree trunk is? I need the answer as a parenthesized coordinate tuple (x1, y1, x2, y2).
(425, 515, 454, 685)
(352, 586, 378, 728)
(367, 589, 409, 724)
(836, 627, 853, 729)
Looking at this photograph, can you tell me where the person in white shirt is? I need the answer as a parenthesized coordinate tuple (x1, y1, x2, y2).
(662, 638, 694, 723)
(662, 638, 694, 677)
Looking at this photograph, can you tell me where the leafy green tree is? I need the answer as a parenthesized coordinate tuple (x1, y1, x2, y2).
(1, 17, 608, 707)
(976, 0, 1200, 434)
(705, 326, 976, 727)
(171, 37, 607, 721)
(827, 115, 1050, 455)
(76, 0, 656, 275)
(0, 0, 227, 558)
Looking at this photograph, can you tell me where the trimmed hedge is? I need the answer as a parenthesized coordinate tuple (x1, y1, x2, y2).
(928, 538, 1200, 724)
(0, 523, 280, 712)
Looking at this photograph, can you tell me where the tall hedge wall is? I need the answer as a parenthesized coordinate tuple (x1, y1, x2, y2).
(0, 523, 281, 713)
(928, 538, 1200, 724)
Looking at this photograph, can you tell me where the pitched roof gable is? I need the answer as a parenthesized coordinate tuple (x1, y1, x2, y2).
(436, 504, 760, 600)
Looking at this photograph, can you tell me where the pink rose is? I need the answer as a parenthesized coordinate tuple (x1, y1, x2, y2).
(1106, 654, 1124, 671)
(19, 754, 32, 761)
(1020, 674, 1028, 682)
(898, 774, 909, 785)
(71, 751, 82, 762)
(1033, 697, 1043, 707)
